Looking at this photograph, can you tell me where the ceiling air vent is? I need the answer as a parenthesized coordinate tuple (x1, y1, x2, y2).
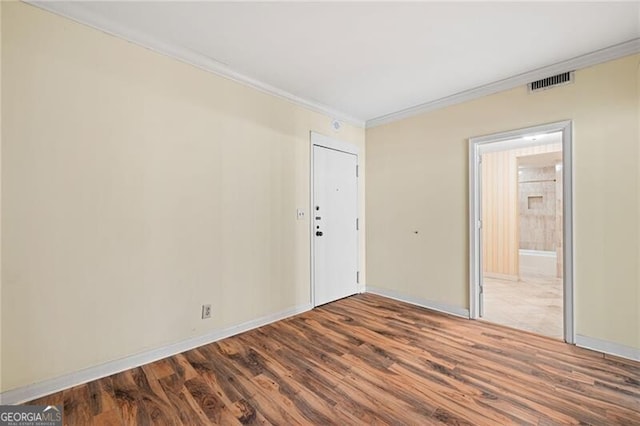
(529, 71, 574, 92)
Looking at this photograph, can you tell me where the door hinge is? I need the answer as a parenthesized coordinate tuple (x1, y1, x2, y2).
(357, 271, 360, 284)
(356, 165, 359, 177)
(478, 155, 483, 164)
(479, 284, 484, 294)
(477, 220, 482, 229)
(356, 218, 359, 230)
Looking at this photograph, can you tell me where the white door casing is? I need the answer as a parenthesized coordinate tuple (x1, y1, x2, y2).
(311, 133, 358, 307)
(469, 120, 574, 343)
(477, 156, 485, 317)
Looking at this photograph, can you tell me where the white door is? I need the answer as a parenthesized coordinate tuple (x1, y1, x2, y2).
(313, 145, 358, 306)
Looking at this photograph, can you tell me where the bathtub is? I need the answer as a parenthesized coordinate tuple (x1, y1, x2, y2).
(519, 249, 557, 277)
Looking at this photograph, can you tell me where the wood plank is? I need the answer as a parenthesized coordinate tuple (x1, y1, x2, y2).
(61, 385, 93, 425)
(22, 293, 640, 425)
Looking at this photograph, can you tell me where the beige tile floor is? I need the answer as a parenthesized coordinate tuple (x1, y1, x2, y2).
(481, 275, 563, 340)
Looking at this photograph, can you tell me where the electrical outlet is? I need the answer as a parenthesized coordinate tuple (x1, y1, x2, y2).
(202, 304, 212, 319)
(296, 208, 305, 220)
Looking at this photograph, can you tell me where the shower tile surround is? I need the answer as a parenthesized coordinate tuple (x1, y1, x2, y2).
(518, 165, 558, 252)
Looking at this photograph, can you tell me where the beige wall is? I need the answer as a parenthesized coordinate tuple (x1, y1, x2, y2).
(0, 0, 3, 393)
(1, 2, 365, 392)
(367, 54, 640, 350)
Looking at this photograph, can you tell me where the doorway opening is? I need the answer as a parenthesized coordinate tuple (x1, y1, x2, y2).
(469, 121, 574, 343)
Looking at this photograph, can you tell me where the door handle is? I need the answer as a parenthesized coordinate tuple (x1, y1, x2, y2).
(316, 231, 323, 236)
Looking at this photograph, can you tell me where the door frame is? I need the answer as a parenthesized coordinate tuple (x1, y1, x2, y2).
(310, 131, 359, 308)
(468, 120, 574, 344)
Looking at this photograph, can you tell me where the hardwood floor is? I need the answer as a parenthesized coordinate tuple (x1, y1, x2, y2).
(26, 293, 639, 425)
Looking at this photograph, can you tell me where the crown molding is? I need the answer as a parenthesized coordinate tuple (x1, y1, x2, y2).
(366, 38, 640, 128)
(26, 1, 366, 128)
(23, 2, 640, 131)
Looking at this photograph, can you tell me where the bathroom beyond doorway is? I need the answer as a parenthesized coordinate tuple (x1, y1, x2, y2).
(469, 122, 573, 342)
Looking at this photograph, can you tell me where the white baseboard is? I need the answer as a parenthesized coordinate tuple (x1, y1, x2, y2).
(0, 303, 312, 405)
(575, 334, 640, 362)
(366, 286, 469, 318)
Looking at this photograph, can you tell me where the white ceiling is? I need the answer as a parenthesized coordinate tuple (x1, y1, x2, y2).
(32, 2, 640, 126)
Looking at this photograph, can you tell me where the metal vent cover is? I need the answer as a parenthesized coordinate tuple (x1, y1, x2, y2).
(529, 71, 574, 92)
